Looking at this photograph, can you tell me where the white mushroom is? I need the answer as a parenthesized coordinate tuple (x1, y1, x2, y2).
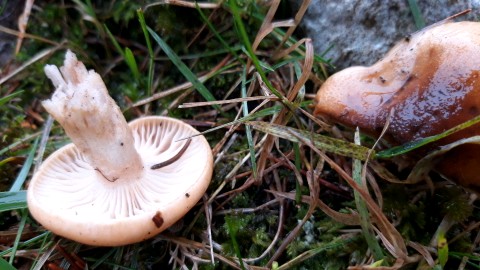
(27, 51, 213, 246)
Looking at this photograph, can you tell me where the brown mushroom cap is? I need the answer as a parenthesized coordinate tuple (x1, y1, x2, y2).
(314, 21, 480, 189)
(28, 116, 213, 246)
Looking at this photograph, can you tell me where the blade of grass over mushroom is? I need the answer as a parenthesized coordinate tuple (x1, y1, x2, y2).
(376, 114, 480, 158)
(0, 191, 27, 212)
(353, 129, 384, 260)
(10, 137, 38, 192)
(146, 26, 220, 111)
(248, 121, 373, 161)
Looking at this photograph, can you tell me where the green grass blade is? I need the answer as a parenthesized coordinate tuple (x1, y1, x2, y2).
(10, 138, 39, 192)
(437, 232, 448, 268)
(277, 237, 354, 270)
(0, 257, 16, 270)
(9, 209, 28, 264)
(241, 66, 257, 179)
(124, 47, 140, 81)
(376, 114, 480, 158)
(147, 27, 220, 110)
(353, 129, 384, 260)
(225, 216, 245, 270)
(195, 4, 243, 64)
(0, 191, 27, 212)
(105, 25, 140, 82)
(136, 9, 153, 57)
(104, 25, 125, 58)
(248, 121, 373, 161)
(0, 91, 24, 106)
(137, 9, 154, 97)
(408, 0, 425, 29)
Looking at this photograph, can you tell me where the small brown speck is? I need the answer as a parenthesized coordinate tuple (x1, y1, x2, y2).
(152, 211, 164, 228)
(185, 193, 190, 198)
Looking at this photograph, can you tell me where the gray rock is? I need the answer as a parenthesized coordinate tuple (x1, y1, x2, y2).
(292, 0, 480, 69)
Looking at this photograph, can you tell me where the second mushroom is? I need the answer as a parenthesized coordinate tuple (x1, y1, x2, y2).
(27, 51, 214, 246)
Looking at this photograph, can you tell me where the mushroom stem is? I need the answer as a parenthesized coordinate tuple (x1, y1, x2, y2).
(42, 51, 143, 182)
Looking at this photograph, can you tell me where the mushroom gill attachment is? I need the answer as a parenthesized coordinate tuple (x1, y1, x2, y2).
(27, 51, 214, 246)
(313, 21, 480, 190)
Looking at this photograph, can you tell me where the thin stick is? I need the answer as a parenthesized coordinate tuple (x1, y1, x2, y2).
(151, 139, 192, 169)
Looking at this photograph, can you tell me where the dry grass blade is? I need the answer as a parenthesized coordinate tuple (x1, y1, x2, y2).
(251, 0, 281, 53)
(407, 241, 434, 267)
(0, 46, 62, 85)
(252, 19, 296, 54)
(249, 121, 373, 160)
(287, 38, 313, 101)
(179, 96, 279, 108)
(15, 0, 35, 54)
(144, 0, 220, 10)
(274, 0, 312, 53)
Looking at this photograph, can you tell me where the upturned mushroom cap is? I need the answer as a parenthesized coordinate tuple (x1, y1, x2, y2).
(313, 21, 480, 189)
(27, 51, 214, 246)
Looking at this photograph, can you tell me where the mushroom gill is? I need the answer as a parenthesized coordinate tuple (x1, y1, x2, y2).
(313, 21, 480, 190)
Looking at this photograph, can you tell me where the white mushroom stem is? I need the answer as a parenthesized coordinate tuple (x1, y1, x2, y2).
(42, 51, 143, 182)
